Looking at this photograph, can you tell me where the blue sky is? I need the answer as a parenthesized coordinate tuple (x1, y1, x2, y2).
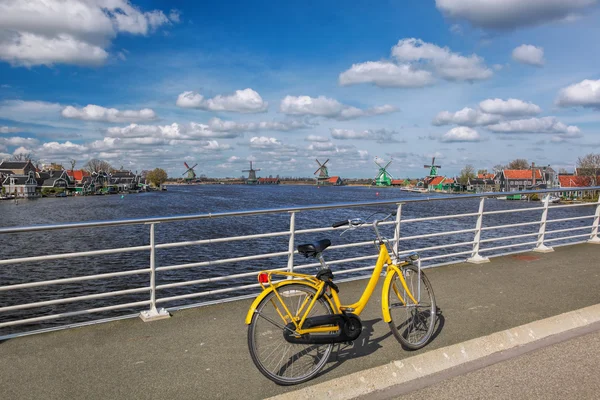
(1, 0, 600, 179)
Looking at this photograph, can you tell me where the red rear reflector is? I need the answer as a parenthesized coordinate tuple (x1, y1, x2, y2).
(258, 273, 269, 284)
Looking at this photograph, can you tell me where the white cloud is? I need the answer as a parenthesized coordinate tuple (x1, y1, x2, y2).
(106, 117, 312, 141)
(435, 0, 598, 30)
(433, 107, 501, 126)
(487, 117, 581, 135)
(305, 135, 330, 142)
(62, 104, 157, 123)
(339, 61, 435, 88)
(512, 45, 545, 67)
(392, 38, 493, 81)
(280, 95, 397, 120)
(0, 126, 21, 134)
(556, 79, 600, 109)
(0, 0, 174, 67)
(479, 98, 542, 116)
(339, 38, 492, 88)
(0, 136, 40, 147)
(38, 140, 88, 155)
(249, 137, 282, 149)
(196, 140, 230, 152)
(330, 128, 402, 143)
(176, 88, 268, 113)
(440, 126, 482, 142)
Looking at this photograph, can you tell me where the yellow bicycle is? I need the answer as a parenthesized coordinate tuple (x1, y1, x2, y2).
(245, 212, 437, 385)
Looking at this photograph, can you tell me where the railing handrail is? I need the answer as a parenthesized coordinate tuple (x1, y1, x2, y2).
(1, 186, 600, 338)
(0, 187, 597, 235)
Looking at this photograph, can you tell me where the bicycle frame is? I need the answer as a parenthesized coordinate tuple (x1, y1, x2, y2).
(245, 242, 420, 334)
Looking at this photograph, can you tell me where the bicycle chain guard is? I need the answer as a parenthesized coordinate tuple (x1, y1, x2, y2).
(282, 313, 362, 345)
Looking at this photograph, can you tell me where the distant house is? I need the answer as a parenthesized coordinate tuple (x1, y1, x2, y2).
(1, 171, 38, 198)
(40, 170, 71, 189)
(441, 178, 458, 192)
(427, 176, 446, 191)
(66, 170, 91, 185)
(0, 160, 37, 176)
(325, 176, 343, 186)
(111, 170, 139, 191)
(496, 169, 544, 192)
(557, 174, 596, 198)
(391, 179, 406, 186)
(258, 177, 280, 185)
(468, 176, 496, 193)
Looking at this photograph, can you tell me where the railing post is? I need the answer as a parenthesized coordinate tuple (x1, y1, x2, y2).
(588, 196, 600, 244)
(287, 211, 296, 274)
(534, 195, 554, 253)
(467, 197, 490, 264)
(393, 203, 403, 264)
(140, 222, 170, 321)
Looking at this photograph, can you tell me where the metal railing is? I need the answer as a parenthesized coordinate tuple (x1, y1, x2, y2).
(1, 187, 599, 339)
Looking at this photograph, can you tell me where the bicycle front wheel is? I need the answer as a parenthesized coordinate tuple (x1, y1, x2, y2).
(387, 265, 436, 350)
(247, 283, 334, 385)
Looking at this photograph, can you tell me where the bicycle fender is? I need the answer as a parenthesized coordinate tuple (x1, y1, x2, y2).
(244, 280, 321, 325)
(381, 265, 403, 323)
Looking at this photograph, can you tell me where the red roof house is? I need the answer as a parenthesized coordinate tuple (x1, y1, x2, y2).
(66, 170, 90, 184)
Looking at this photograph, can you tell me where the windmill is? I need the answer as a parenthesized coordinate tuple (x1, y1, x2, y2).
(424, 157, 441, 178)
(314, 159, 330, 185)
(182, 162, 198, 183)
(373, 157, 393, 186)
(243, 161, 261, 184)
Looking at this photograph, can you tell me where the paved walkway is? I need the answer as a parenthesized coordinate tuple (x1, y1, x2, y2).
(1, 244, 599, 399)
(390, 323, 600, 400)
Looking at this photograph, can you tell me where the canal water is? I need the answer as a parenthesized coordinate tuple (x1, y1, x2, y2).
(0, 185, 595, 336)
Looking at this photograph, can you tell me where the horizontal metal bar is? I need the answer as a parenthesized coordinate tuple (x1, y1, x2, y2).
(0, 268, 151, 292)
(483, 206, 545, 215)
(0, 245, 150, 266)
(545, 234, 591, 243)
(156, 266, 291, 290)
(481, 221, 540, 231)
(155, 231, 290, 249)
(0, 287, 150, 313)
(399, 228, 477, 241)
(402, 212, 479, 223)
(419, 250, 473, 261)
(335, 265, 376, 275)
(156, 251, 290, 272)
(546, 215, 595, 223)
(479, 241, 538, 252)
(550, 203, 596, 209)
(1, 187, 597, 235)
(480, 232, 539, 243)
(156, 282, 264, 304)
(328, 240, 374, 250)
(545, 226, 592, 235)
(296, 220, 395, 235)
(411, 240, 475, 253)
(0, 300, 151, 328)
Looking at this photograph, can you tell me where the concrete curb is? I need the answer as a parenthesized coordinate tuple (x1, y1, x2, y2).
(268, 303, 600, 400)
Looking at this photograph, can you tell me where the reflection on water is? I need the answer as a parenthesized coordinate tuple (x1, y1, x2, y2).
(0, 185, 594, 335)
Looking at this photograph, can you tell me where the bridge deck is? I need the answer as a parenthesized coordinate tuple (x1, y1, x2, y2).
(1, 244, 599, 400)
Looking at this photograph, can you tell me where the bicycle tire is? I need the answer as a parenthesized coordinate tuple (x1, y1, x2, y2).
(387, 265, 437, 350)
(247, 283, 334, 385)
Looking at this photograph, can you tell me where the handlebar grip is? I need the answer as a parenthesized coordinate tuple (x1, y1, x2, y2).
(332, 220, 349, 228)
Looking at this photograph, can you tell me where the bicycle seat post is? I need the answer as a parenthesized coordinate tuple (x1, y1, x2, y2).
(317, 253, 328, 270)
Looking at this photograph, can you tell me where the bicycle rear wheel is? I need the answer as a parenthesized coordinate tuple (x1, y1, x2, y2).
(247, 283, 334, 385)
(387, 265, 436, 350)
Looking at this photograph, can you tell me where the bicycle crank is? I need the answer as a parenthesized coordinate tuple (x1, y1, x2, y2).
(282, 313, 363, 345)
